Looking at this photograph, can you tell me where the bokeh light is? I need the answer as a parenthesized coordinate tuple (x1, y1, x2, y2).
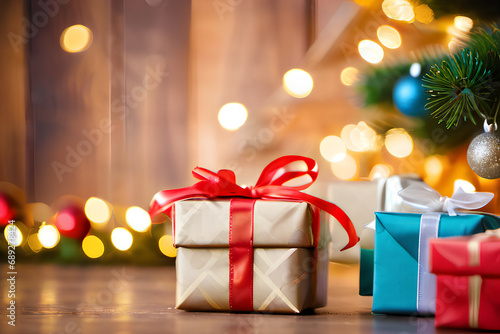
(85, 197, 112, 225)
(218, 103, 248, 131)
(320, 136, 346, 162)
(331, 154, 357, 180)
(409, 63, 421, 78)
(26, 202, 52, 223)
(415, 4, 434, 24)
(38, 224, 60, 249)
(28, 233, 43, 252)
(283, 68, 314, 98)
(377, 25, 402, 49)
(56, 211, 76, 232)
(353, 0, 378, 6)
(159, 235, 177, 257)
(454, 16, 473, 32)
(382, 0, 415, 22)
(454, 179, 476, 193)
(424, 155, 444, 181)
(82, 235, 105, 259)
(4, 224, 22, 247)
(358, 40, 384, 64)
(60, 24, 93, 53)
(340, 67, 360, 86)
(0, 194, 14, 223)
(341, 122, 378, 152)
(369, 164, 392, 180)
(340, 124, 357, 151)
(448, 39, 464, 54)
(126, 206, 152, 232)
(111, 227, 133, 251)
(385, 128, 413, 158)
(350, 121, 378, 152)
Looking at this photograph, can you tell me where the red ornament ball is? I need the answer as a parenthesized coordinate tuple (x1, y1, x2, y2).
(0, 193, 16, 226)
(55, 206, 91, 240)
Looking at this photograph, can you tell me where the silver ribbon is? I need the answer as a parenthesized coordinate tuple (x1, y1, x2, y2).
(416, 212, 440, 315)
(398, 183, 494, 216)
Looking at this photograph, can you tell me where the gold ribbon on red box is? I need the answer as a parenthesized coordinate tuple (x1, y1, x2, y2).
(466, 229, 500, 328)
(431, 228, 500, 329)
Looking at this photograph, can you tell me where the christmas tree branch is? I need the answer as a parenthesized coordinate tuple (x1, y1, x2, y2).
(422, 29, 500, 129)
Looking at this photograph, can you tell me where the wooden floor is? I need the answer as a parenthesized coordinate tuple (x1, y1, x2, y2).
(0, 263, 478, 333)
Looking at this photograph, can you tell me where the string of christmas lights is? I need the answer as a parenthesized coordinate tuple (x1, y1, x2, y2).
(0, 182, 175, 265)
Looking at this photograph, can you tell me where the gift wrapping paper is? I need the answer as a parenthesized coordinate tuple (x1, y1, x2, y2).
(173, 199, 328, 313)
(328, 179, 380, 264)
(176, 247, 328, 313)
(353, 175, 423, 295)
(430, 232, 500, 329)
(174, 200, 314, 247)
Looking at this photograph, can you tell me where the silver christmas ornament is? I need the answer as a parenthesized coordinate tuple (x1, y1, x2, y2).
(467, 121, 500, 179)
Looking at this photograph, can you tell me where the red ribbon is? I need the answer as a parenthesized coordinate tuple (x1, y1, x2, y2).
(149, 155, 358, 251)
(229, 198, 255, 311)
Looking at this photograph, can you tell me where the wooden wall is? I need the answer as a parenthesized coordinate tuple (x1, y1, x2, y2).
(0, 1, 28, 191)
(27, 0, 190, 207)
(190, 0, 313, 184)
(1, 0, 314, 207)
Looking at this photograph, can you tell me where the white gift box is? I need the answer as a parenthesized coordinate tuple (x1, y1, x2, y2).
(328, 175, 422, 263)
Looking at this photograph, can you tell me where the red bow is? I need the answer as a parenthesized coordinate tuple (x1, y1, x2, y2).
(149, 155, 358, 251)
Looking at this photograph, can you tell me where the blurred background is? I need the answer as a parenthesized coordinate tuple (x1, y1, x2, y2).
(1, 0, 500, 264)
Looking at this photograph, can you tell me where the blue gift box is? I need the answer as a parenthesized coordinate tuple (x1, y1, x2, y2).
(372, 212, 500, 315)
(359, 247, 374, 296)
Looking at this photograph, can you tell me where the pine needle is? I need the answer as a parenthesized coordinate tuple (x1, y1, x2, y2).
(422, 25, 500, 128)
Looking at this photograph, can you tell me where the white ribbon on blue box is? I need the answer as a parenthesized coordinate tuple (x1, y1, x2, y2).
(372, 183, 497, 315)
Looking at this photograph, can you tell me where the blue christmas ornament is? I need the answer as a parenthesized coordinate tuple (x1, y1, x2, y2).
(392, 75, 427, 117)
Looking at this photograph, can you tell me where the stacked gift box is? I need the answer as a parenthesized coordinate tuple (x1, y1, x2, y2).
(173, 199, 328, 313)
(149, 156, 358, 313)
(430, 230, 500, 330)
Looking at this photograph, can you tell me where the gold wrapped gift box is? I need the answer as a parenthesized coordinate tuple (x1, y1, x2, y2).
(173, 199, 328, 313)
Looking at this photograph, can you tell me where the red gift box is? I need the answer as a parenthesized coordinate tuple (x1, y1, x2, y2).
(429, 230, 500, 330)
